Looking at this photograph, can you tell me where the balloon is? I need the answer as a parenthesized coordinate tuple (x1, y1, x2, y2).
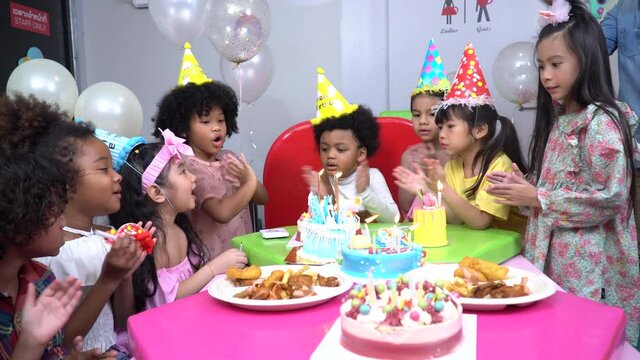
(74, 82, 143, 137)
(220, 45, 274, 104)
(149, 0, 211, 45)
(208, 0, 270, 64)
(6, 59, 78, 117)
(492, 41, 538, 106)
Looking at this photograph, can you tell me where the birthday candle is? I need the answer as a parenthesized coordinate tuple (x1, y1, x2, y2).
(393, 213, 400, 253)
(334, 171, 342, 214)
(437, 180, 443, 207)
(318, 169, 324, 195)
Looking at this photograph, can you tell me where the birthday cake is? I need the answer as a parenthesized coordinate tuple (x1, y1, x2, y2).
(296, 193, 360, 264)
(341, 227, 424, 280)
(410, 191, 448, 248)
(340, 277, 463, 359)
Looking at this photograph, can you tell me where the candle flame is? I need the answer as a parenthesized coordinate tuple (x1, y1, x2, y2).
(318, 169, 325, 176)
(365, 214, 379, 223)
(394, 213, 400, 224)
(408, 224, 419, 231)
(437, 180, 443, 192)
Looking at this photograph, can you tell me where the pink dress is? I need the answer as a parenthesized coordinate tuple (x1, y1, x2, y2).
(146, 257, 194, 310)
(187, 150, 253, 259)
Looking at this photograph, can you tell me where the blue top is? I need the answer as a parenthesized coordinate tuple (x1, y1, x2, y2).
(601, 0, 640, 167)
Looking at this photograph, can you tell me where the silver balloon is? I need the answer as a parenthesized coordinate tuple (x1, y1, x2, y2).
(6, 59, 78, 117)
(149, 0, 211, 45)
(492, 41, 538, 105)
(220, 45, 274, 104)
(209, 0, 271, 64)
(74, 82, 143, 137)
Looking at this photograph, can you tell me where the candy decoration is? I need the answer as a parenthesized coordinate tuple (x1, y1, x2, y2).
(360, 304, 371, 315)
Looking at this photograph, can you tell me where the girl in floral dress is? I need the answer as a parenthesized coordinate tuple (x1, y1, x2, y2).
(486, 0, 639, 344)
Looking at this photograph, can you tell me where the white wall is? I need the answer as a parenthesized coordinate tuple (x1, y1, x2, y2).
(75, 0, 614, 223)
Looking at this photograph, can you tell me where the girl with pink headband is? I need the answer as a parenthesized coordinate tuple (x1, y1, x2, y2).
(111, 129, 247, 312)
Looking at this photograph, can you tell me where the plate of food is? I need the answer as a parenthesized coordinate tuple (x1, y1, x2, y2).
(207, 264, 353, 311)
(407, 257, 557, 311)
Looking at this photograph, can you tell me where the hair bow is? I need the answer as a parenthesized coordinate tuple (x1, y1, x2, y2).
(141, 129, 194, 193)
(539, 0, 571, 26)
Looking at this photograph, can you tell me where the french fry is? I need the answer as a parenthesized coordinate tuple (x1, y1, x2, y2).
(282, 269, 293, 284)
(294, 265, 309, 276)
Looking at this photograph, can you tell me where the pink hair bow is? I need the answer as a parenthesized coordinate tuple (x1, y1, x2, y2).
(539, 0, 571, 26)
(141, 129, 194, 193)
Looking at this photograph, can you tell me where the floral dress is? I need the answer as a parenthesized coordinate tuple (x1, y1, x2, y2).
(524, 102, 640, 343)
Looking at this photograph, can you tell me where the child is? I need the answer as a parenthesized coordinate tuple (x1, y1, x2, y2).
(111, 130, 247, 312)
(486, 0, 639, 343)
(0, 147, 117, 359)
(399, 38, 451, 217)
(152, 81, 267, 260)
(0, 94, 143, 356)
(302, 68, 400, 223)
(394, 44, 528, 232)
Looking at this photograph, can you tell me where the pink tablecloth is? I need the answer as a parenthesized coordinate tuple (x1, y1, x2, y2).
(128, 256, 635, 360)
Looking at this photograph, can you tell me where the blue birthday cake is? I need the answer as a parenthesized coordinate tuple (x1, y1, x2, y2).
(296, 193, 360, 264)
(341, 227, 425, 280)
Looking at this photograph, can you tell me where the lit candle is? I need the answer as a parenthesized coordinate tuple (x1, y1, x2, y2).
(367, 268, 376, 305)
(437, 180, 443, 207)
(318, 169, 324, 195)
(334, 171, 342, 214)
(364, 214, 379, 240)
(393, 213, 400, 253)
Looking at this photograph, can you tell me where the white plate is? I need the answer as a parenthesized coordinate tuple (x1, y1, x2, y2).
(207, 265, 353, 311)
(407, 263, 557, 311)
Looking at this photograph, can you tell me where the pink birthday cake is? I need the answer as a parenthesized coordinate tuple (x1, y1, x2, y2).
(340, 277, 462, 359)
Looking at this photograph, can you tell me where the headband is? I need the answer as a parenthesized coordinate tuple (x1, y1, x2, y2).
(140, 129, 194, 193)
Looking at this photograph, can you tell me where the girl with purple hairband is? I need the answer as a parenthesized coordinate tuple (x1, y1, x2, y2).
(110, 129, 246, 312)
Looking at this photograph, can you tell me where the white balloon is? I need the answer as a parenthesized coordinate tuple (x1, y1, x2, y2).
(6, 59, 78, 117)
(149, 0, 211, 45)
(74, 82, 143, 137)
(220, 45, 274, 104)
(492, 42, 538, 106)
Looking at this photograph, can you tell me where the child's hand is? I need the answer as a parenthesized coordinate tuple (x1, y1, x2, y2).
(101, 232, 146, 284)
(301, 166, 320, 194)
(226, 153, 257, 187)
(211, 248, 248, 274)
(355, 160, 370, 194)
(393, 164, 428, 194)
(423, 158, 446, 190)
(486, 164, 525, 185)
(20, 278, 82, 347)
(66, 336, 118, 360)
(486, 175, 540, 207)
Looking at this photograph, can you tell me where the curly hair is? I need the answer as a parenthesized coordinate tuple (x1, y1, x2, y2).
(151, 82, 239, 141)
(0, 150, 71, 259)
(312, 105, 380, 156)
(0, 93, 73, 153)
(110, 143, 208, 313)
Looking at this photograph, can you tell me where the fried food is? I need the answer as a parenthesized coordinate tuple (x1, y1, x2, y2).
(232, 267, 340, 301)
(263, 270, 285, 288)
(459, 256, 508, 281)
(453, 266, 488, 284)
(444, 278, 473, 298)
(317, 274, 340, 287)
(226, 265, 261, 281)
(470, 277, 529, 299)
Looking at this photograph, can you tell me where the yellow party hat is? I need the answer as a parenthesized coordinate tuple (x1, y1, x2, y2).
(178, 42, 212, 86)
(311, 67, 358, 125)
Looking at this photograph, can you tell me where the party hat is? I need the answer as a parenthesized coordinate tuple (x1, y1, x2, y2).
(412, 38, 450, 96)
(441, 44, 493, 108)
(178, 42, 212, 86)
(311, 67, 358, 125)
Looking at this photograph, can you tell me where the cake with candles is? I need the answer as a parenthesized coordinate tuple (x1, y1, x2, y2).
(296, 193, 361, 264)
(410, 188, 448, 248)
(341, 225, 425, 280)
(340, 275, 463, 358)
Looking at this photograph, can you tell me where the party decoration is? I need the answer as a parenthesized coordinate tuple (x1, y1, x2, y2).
(74, 82, 143, 137)
(96, 223, 155, 254)
(441, 44, 493, 108)
(208, 0, 271, 64)
(149, 0, 211, 45)
(93, 128, 147, 172)
(220, 45, 274, 104)
(492, 41, 538, 106)
(412, 38, 450, 96)
(6, 59, 78, 117)
(539, 0, 571, 26)
(18, 46, 44, 65)
(311, 67, 358, 125)
(178, 42, 212, 86)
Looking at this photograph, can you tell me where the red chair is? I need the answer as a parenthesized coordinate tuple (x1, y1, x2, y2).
(263, 117, 421, 228)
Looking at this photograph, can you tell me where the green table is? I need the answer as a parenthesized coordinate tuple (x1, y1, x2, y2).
(231, 224, 522, 266)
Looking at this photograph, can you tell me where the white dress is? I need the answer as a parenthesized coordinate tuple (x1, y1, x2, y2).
(35, 227, 117, 352)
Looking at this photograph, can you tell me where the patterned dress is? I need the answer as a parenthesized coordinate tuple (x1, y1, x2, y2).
(524, 102, 640, 343)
